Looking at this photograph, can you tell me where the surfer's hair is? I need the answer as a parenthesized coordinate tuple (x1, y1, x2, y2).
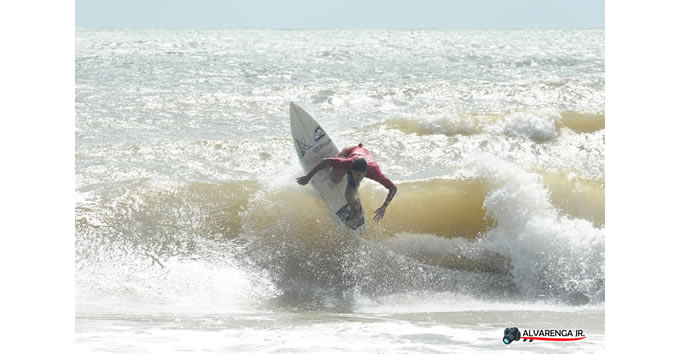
(351, 158, 368, 172)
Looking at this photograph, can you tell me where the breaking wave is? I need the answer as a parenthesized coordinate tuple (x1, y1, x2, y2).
(376, 111, 604, 141)
(76, 155, 604, 313)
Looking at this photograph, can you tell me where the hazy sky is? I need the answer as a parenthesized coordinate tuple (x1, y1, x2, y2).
(76, 0, 604, 29)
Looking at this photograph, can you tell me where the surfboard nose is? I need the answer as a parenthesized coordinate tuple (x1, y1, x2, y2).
(290, 102, 302, 117)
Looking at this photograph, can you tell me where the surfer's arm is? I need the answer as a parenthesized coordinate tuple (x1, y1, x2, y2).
(296, 158, 338, 185)
(374, 186, 397, 222)
(381, 186, 397, 208)
(367, 167, 397, 222)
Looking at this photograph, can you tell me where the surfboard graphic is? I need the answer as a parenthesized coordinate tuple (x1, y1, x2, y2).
(290, 102, 365, 231)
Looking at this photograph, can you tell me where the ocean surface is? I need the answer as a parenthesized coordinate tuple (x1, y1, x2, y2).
(75, 29, 605, 352)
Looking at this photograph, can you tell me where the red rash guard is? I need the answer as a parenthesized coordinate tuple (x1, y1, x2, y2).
(327, 144, 396, 190)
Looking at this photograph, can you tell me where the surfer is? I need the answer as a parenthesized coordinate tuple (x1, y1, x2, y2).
(296, 143, 397, 222)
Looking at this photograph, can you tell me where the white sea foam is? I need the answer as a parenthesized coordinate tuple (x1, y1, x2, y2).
(485, 111, 560, 142)
(474, 155, 604, 302)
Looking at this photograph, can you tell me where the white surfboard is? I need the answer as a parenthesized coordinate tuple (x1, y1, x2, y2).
(290, 102, 365, 231)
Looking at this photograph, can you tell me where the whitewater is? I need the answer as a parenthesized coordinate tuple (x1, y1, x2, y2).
(75, 29, 605, 352)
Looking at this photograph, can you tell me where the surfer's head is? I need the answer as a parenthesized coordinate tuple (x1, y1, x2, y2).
(349, 158, 367, 184)
(351, 158, 368, 172)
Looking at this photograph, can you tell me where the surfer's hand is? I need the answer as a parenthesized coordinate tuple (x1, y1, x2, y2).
(373, 206, 387, 222)
(296, 175, 311, 185)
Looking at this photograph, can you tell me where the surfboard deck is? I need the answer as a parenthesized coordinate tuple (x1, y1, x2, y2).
(290, 102, 365, 231)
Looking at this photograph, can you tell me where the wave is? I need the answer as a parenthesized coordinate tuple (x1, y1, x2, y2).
(75, 172, 603, 247)
(74, 156, 604, 314)
(557, 111, 605, 133)
(540, 171, 604, 227)
(473, 155, 604, 302)
(76, 155, 604, 312)
(374, 111, 604, 141)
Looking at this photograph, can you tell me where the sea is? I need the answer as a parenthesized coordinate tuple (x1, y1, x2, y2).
(75, 29, 605, 353)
